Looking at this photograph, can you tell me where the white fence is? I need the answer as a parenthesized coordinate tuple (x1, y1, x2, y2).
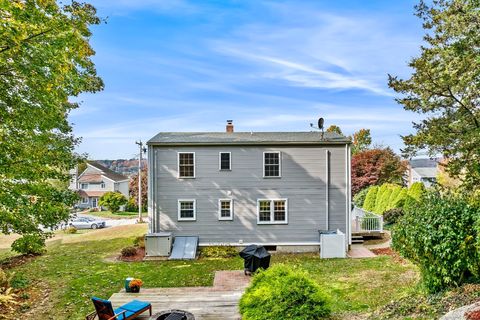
(351, 206, 383, 233)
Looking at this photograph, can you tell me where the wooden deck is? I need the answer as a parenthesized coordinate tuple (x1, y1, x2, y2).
(109, 271, 250, 320)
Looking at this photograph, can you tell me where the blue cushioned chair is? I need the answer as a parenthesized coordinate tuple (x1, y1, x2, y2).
(86, 297, 152, 320)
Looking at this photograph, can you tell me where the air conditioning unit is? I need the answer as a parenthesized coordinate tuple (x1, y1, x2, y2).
(145, 232, 172, 257)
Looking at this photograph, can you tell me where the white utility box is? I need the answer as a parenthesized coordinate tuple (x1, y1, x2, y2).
(319, 229, 346, 258)
(145, 232, 172, 257)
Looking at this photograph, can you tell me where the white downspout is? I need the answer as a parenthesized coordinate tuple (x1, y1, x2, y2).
(325, 149, 330, 230)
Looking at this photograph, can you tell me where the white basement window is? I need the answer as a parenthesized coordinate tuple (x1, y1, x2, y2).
(219, 152, 231, 171)
(218, 199, 233, 220)
(263, 152, 281, 178)
(178, 199, 196, 221)
(178, 152, 195, 178)
(257, 199, 288, 224)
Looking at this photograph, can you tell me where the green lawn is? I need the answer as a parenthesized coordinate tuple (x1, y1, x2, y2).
(85, 210, 144, 220)
(2, 225, 419, 319)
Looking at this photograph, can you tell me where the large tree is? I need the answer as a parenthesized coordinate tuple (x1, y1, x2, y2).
(351, 148, 407, 195)
(325, 125, 343, 135)
(0, 1, 103, 252)
(388, 0, 480, 191)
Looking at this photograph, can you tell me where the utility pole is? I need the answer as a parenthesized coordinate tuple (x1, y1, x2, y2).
(135, 140, 147, 223)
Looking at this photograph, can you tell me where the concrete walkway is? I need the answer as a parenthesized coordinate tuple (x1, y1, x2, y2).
(109, 271, 250, 320)
(348, 245, 377, 258)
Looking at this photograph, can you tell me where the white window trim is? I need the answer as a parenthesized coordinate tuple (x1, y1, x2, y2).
(263, 151, 281, 178)
(80, 183, 89, 189)
(100, 182, 105, 189)
(177, 152, 196, 179)
(177, 199, 196, 221)
(218, 199, 233, 221)
(218, 152, 232, 171)
(256, 198, 288, 224)
(81, 197, 89, 204)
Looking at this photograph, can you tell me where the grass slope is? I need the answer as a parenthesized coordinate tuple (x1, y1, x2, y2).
(3, 225, 418, 319)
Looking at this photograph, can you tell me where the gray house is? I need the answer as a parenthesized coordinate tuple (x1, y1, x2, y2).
(147, 122, 352, 252)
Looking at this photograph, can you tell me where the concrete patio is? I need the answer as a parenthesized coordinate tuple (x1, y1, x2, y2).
(109, 270, 250, 320)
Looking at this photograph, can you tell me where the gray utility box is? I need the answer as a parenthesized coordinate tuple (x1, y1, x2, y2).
(145, 232, 172, 257)
(319, 230, 346, 259)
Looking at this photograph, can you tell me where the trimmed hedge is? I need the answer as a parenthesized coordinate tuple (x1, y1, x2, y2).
(392, 192, 480, 292)
(403, 182, 426, 210)
(239, 265, 331, 320)
(363, 186, 379, 212)
(353, 187, 370, 208)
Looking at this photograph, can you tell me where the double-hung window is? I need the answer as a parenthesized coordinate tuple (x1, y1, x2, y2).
(257, 199, 288, 224)
(178, 199, 196, 221)
(263, 152, 281, 177)
(219, 152, 231, 171)
(178, 152, 195, 178)
(218, 199, 233, 220)
(100, 182, 105, 189)
(80, 183, 88, 190)
(81, 197, 89, 204)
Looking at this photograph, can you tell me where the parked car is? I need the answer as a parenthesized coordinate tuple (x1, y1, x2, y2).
(69, 217, 106, 229)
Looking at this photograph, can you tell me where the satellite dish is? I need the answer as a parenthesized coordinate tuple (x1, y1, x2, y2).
(318, 117, 324, 130)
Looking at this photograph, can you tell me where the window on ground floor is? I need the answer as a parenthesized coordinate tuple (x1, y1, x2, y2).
(218, 199, 233, 220)
(81, 197, 89, 204)
(178, 199, 196, 221)
(257, 199, 288, 224)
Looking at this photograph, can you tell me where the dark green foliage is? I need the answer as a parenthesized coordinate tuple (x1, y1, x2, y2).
(388, 0, 480, 191)
(11, 234, 46, 255)
(99, 191, 127, 213)
(10, 274, 29, 290)
(239, 264, 331, 320)
(392, 192, 480, 292)
(353, 187, 369, 208)
(120, 246, 137, 257)
(383, 208, 404, 225)
(363, 186, 379, 212)
(200, 246, 238, 258)
(133, 235, 145, 249)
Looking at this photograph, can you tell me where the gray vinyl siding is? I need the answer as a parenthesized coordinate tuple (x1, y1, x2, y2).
(151, 145, 348, 245)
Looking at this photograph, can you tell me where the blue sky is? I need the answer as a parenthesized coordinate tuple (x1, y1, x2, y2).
(71, 0, 425, 159)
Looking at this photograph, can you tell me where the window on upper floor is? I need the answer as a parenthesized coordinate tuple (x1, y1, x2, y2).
(101, 182, 105, 189)
(219, 152, 231, 171)
(257, 199, 288, 224)
(178, 199, 196, 221)
(263, 152, 281, 178)
(218, 199, 233, 220)
(178, 152, 195, 178)
(80, 183, 88, 189)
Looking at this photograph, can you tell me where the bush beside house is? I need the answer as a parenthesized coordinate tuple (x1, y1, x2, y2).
(239, 265, 331, 320)
(98, 191, 127, 213)
(392, 192, 480, 293)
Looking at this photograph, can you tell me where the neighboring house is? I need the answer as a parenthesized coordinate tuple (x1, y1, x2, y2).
(71, 161, 130, 209)
(406, 157, 441, 187)
(147, 121, 352, 251)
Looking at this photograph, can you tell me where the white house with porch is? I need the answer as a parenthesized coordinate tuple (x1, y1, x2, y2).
(70, 161, 130, 209)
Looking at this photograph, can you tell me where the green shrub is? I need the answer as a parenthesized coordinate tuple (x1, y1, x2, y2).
(121, 246, 137, 257)
(353, 187, 370, 208)
(383, 208, 404, 224)
(363, 186, 379, 212)
(133, 235, 145, 249)
(239, 264, 331, 320)
(99, 191, 127, 213)
(391, 188, 408, 208)
(125, 197, 138, 212)
(392, 192, 480, 293)
(374, 184, 394, 214)
(10, 274, 29, 289)
(11, 234, 46, 255)
(404, 182, 426, 210)
(386, 185, 402, 210)
(200, 246, 238, 258)
(64, 226, 77, 234)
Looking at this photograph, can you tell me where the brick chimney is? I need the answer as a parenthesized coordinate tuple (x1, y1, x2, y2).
(226, 120, 234, 133)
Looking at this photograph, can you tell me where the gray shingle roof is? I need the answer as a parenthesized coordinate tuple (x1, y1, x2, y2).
(87, 161, 129, 182)
(147, 132, 350, 146)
